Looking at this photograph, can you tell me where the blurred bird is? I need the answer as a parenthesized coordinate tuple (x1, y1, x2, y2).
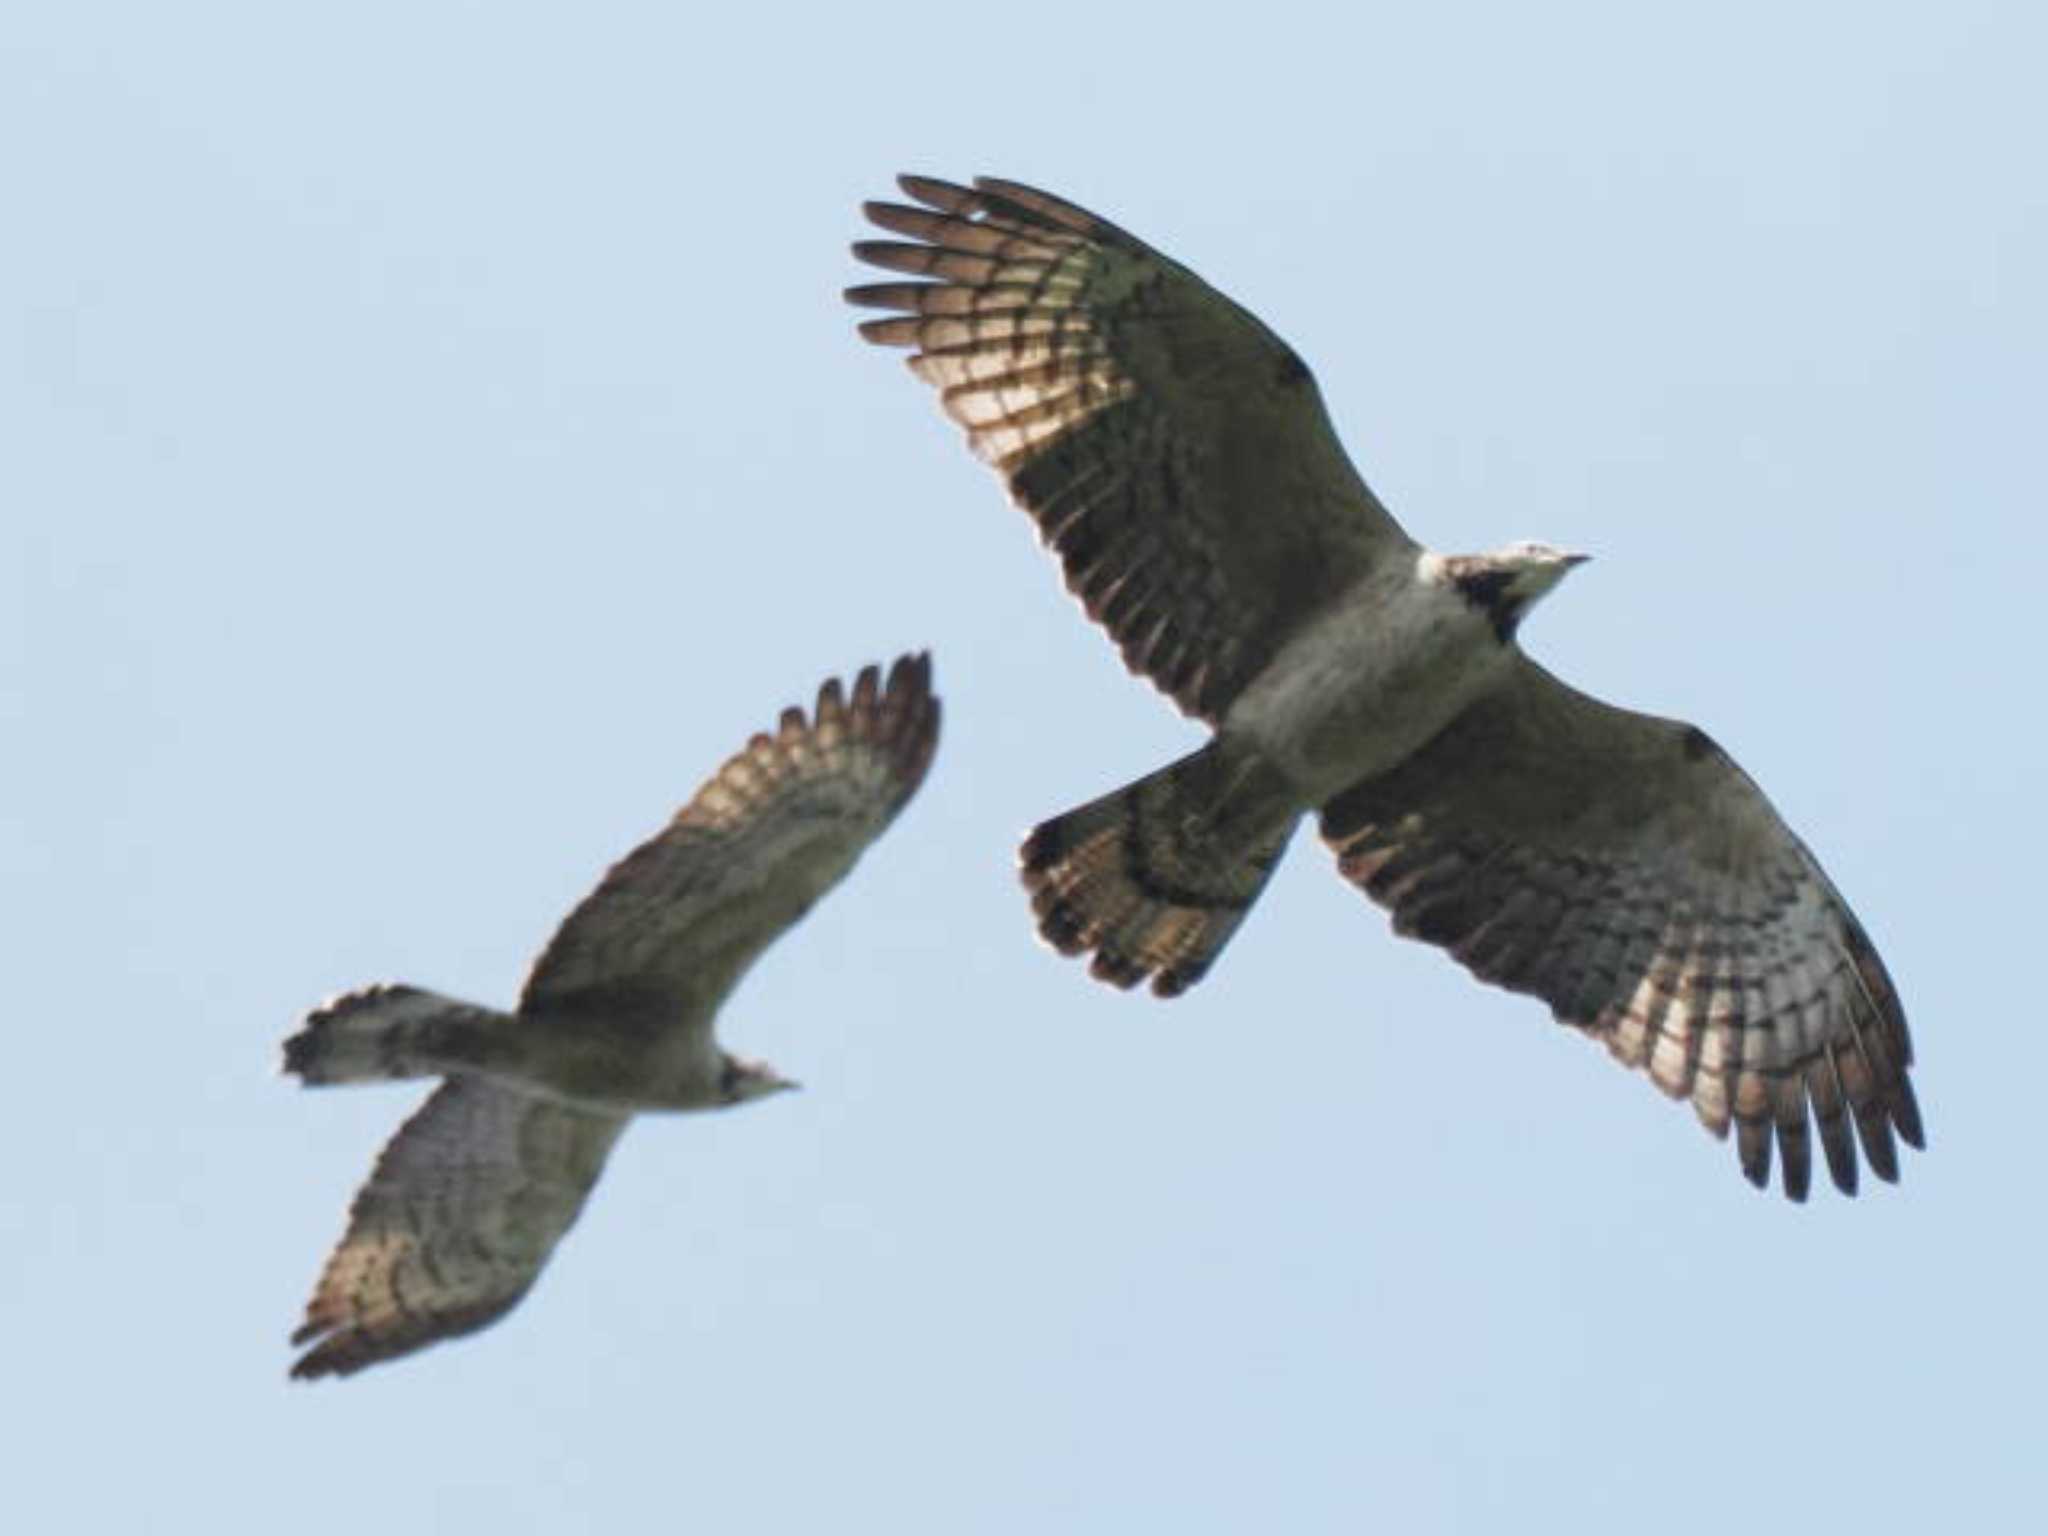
(282, 655, 939, 1376)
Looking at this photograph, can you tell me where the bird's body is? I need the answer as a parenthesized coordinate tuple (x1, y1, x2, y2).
(850, 174, 1921, 1200)
(281, 656, 940, 1378)
(291, 985, 732, 1110)
(1223, 551, 1551, 803)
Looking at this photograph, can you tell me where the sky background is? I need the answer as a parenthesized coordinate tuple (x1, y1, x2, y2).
(7, 2, 2043, 1530)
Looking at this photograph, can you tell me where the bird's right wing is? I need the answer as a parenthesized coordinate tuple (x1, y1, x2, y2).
(851, 175, 1414, 722)
(1319, 661, 1922, 1201)
(290, 1078, 628, 1379)
(517, 654, 940, 1031)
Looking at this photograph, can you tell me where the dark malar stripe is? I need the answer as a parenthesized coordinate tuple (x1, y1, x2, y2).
(1450, 566, 1526, 643)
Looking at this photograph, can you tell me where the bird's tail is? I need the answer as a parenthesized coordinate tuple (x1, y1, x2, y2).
(282, 985, 514, 1086)
(1021, 741, 1300, 996)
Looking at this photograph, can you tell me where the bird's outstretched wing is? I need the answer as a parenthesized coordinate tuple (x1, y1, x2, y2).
(1320, 662, 1922, 1200)
(289, 1078, 627, 1379)
(850, 175, 1412, 722)
(518, 654, 940, 1027)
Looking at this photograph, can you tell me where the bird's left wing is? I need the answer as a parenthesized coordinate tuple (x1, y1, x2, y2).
(1319, 661, 1922, 1200)
(290, 1078, 628, 1379)
(517, 654, 940, 1027)
(850, 175, 1414, 723)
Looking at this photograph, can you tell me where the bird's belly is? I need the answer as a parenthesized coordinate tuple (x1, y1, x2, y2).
(513, 1007, 725, 1112)
(1223, 596, 1507, 805)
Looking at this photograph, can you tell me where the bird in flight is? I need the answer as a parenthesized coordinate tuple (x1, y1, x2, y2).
(281, 655, 939, 1377)
(849, 175, 1920, 1201)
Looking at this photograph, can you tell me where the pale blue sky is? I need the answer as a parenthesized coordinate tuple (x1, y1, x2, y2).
(7, 2, 2043, 1531)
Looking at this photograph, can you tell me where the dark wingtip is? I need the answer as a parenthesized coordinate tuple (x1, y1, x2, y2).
(1088, 950, 1146, 990)
(849, 663, 880, 713)
(1738, 1120, 1772, 1191)
(1019, 819, 1063, 875)
(1035, 900, 1087, 956)
(896, 173, 972, 208)
(1856, 1110, 1902, 1185)
(885, 649, 933, 701)
(1823, 1144, 1860, 1198)
(286, 1328, 347, 1382)
(1893, 1078, 1927, 1150)
(1153, 960, 1210, 999)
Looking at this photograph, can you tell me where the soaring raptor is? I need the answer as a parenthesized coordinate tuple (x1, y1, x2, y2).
(849, 176, 1920, 1201)
(281, 656, 939, 1377)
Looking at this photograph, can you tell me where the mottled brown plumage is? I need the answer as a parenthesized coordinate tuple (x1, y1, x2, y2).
(284, 656, 939, 1377)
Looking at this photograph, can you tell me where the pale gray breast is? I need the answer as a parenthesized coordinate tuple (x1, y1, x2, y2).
(1222, 558, 1512, 803)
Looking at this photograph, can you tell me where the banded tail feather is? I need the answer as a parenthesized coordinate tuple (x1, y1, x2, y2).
(283, 985, 513, 1086)
(1020, 743, 1300, 996)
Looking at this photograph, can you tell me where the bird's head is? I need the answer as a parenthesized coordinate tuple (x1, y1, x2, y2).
(718, 1053, 801, 1106)
(1440, 541, 1591, 642)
